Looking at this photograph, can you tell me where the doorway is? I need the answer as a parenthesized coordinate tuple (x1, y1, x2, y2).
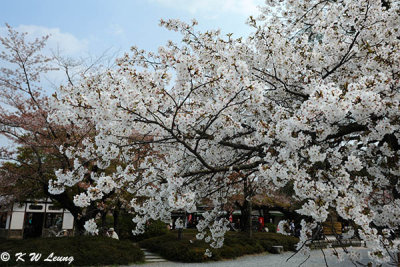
(23, 213, 44, 238)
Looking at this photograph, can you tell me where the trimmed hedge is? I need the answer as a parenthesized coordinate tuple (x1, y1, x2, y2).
(132, 219, 169, 241)
(264, 223, 277, 233)
(139, 230, 298, 262)
(0, 236, 144, 266)
(105, 213, 168, 241)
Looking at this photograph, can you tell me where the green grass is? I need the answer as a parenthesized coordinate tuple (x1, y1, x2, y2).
(139, 229, 298, 262)
(0, 236, 144, 266)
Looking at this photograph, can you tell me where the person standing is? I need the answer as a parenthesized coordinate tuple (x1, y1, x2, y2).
(290, 220, 295, 236)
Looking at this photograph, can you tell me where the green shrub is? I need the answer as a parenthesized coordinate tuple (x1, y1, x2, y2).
(145, 220, 168, 237)
(265, 223, 277, 233)
(116, 213, 136, 240)
(219, 246, 237, 258)
(254, 232, 298, 252)
(259, 239, 274, 251)
(0, 236, 144, 266)
(102, 213, 167, 241)
(133, 219, 168, 241)
(139, 230, 299, 262)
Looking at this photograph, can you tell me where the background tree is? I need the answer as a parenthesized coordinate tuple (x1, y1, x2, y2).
(0, 24, 129, 235)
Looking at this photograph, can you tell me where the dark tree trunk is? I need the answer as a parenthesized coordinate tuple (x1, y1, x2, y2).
(101, 211, 107, 231)
(43, 184, 84, 236)
(113, 206, 120, 234)
(241, 178, 253, 238)
(74, 204, 99, 236)
(43, 182, 116, 236)
(241, 198, 253, 238)
(75, 218, 86, 236)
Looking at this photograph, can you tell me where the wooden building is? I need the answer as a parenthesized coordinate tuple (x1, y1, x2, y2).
(0, 199, 74, 239)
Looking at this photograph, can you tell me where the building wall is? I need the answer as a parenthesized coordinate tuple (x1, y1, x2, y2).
(3, 200, 75, 239)
(62, 212, 74, 230)
(10, 210, 25, 230)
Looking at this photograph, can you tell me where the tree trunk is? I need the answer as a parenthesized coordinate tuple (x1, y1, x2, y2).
(75, 218, 86, 236)
(43, 187, 84, 236)
(113, 207, 120, 235)
(74, 203, 99, 236)
(247, 199, 253, 238)
(241, 178, 253, 238)
(101, 211, 107, 229)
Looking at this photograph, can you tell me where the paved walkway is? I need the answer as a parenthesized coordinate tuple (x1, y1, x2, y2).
(140, 247, 168, 263)
(126, 248, 393, 267)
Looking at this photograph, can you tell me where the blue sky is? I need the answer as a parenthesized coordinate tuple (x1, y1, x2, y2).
(1, 0, 263, 56)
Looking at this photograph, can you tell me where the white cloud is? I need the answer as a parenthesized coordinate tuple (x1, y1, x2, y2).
(148, 0, 263, 17)
(107, 23, 125, 36)
(0, 25, 93, 94)
(0, 24, 89, 56)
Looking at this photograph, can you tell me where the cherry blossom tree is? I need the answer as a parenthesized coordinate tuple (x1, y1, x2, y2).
(50, 0, 400, 264)
(248, 0, 400, 264)
(0, 24, 127, 234)
(0, 23, 65, 206)
(50, 17, 268, 244)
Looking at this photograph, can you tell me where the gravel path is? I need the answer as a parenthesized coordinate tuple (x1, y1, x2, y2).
(126, 248, 393, 267)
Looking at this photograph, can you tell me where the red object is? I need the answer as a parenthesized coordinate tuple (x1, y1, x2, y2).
(229, 214, 233, 222)
(258, 217, 264, 227)
(188, 214, 192, 222)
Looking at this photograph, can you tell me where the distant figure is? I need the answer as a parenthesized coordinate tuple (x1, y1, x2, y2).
(290, 220, 295, 236)
(258, 217, 264, 232)
(236, 218, 241, 229)
(107, 228, 119, 240)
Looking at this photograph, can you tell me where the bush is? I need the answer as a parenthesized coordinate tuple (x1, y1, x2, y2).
(145, 220, 168, 237)
(0, 236, 144, 266)
(133, 219, 168, 241)
(115, 213, 136, 240)
(254, 232, 298, 251)
(139, 232, 218, 262)
(219, 246, 237, 258)
(265, 223, 277, 233)
(102, 213, 167, 241)
(139, 230, 299, 262)
(259, 239, 275, 251)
